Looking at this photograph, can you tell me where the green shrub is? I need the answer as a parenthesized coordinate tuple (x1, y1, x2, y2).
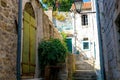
(38, 38, 68, 70)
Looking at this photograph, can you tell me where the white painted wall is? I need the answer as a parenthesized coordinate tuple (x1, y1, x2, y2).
(71, 1, 101, 79)
(49, 1, 101, 79)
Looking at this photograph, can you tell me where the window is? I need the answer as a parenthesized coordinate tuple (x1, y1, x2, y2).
(82, 41, 90, 50)
(83, 42, 89, 49)
(81, 15, 88, 25)
(83, 37, 88, 41)
(82, 38, 90, 50)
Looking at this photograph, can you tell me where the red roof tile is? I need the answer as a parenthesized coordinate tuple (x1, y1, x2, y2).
(70, 2, 91, 11)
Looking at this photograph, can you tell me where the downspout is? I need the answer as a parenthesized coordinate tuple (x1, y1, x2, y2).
(17, 0, 22, 80)
(95, 0, 105, 80)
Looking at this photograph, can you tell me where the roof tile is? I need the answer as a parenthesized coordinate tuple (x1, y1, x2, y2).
(70, 2, 91, 11)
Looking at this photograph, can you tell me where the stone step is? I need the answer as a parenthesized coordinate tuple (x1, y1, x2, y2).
(73, 70, 97, 80)
(75, 60, 94, 65)
(74, 70, 96, 75)
(75, 60, 94, 70)
(73, 74, 96, 78)
(75, 64, 94, 70)
(74, 77, 97, 80)
(73, 76, 97, 80)
(22, 78, 44, 80)
(73, 73, 96, 78)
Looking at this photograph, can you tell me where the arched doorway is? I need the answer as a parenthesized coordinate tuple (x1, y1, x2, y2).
(22, 2, 36, 77)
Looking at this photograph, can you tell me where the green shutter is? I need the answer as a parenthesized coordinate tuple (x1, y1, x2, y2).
(29, 16, 36, 73)
(66, 38, 72, 53)
(22, 12, 30, 74)
(22, 11, 36, 75)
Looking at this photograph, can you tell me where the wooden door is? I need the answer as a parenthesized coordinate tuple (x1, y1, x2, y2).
(22, 11, 36, 76)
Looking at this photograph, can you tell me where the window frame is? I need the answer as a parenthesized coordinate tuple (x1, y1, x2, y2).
(82, 41, 90, 51)
(81, 14, 88, 26)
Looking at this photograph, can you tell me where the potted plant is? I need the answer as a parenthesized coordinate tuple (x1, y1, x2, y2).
(38, 38, 68, 80)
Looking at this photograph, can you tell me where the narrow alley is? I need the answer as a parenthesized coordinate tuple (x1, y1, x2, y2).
(0, 0, 120, 80)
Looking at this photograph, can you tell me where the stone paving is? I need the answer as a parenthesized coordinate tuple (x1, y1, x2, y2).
(73, 54, 97, 80)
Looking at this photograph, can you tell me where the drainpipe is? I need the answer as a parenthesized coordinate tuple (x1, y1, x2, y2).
(95, 0, 105, 80)
(17, 0, 22, 80)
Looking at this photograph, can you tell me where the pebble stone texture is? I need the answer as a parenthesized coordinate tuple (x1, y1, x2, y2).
(0, 0, 18, 80)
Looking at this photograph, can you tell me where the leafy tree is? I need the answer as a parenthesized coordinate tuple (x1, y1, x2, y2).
(42, 0, 73, 11)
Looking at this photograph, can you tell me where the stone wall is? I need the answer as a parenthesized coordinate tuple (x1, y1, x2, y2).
(42, 13, 62, 40)
(0, 0, 62, 79)
(0, 0, 18, 80)
(98, 0, 120, 80)
(22, 0, 62, 78)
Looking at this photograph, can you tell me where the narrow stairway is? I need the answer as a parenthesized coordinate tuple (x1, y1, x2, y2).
(73, 54, 97, 80)
(22, 78, 43, 80)
(73, 70, 97, 80)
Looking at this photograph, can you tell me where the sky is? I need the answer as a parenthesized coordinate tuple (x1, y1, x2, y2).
(83, 0, 90, 2)
(39, 0, 91, 9)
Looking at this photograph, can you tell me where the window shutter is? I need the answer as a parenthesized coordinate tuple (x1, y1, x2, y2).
(22, 11, 36, 76)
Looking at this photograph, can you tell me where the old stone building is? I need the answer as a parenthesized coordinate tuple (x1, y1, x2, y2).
(70, 0, 102, 80)
(0, 0, 18, 79)
(97, 0, 120, 80)
(47, 0, 101, 80)
(0, 0, 62, 80)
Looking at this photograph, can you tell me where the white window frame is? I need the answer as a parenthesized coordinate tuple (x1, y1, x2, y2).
(82, 41, 90, 51)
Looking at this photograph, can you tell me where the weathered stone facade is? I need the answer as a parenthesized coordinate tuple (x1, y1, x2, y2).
(98, 0, 120, 80)
(22, 0, 62, 79)
(0, 0, 62, 79)
(42, 13, 62, 40)
(0, 0, 18, 80)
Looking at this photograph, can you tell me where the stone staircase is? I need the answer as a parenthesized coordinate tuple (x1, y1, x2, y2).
(73, 54, 97, 80)
(22, 78, 44, 80)
(73, 70, 97, 80)
(75, 59, 94, 70)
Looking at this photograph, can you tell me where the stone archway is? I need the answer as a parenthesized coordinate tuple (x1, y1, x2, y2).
(22, 2, 36, 77)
